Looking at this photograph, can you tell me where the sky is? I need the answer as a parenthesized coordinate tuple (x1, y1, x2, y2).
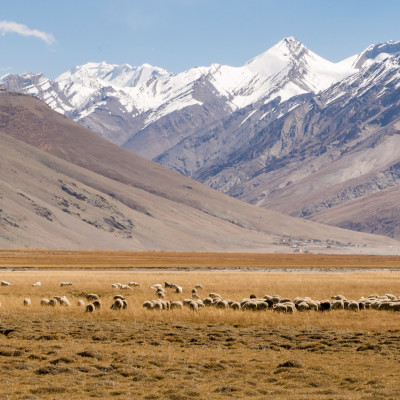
(1, 0, 400, 79)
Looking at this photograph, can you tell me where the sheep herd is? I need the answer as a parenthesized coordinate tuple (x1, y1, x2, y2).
(2, 279, 400, 314)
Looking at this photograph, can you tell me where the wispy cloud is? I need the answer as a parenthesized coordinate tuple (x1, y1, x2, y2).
(0, 20, 56, 45)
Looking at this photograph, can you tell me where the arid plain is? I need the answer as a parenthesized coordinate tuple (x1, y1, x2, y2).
(1, 251, 400, 399)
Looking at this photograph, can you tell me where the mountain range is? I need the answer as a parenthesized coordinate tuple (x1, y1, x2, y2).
(2, 37, 400, 241)
(3, 89, 398, 252)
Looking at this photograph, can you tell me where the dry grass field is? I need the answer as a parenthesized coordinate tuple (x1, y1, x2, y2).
(1, 267, 400, 400)
(2, 249, 400, 269)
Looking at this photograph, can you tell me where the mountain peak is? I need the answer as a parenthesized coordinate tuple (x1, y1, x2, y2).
(352, 40, 400, 69)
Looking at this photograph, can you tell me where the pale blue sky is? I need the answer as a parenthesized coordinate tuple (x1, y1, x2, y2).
(1, 0, 399, 78)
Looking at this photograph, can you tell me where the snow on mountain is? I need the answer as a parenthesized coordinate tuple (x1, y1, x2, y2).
(2, 37, 400, 160)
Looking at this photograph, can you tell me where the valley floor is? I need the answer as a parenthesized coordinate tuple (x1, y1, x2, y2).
(1, 257, 400, 399)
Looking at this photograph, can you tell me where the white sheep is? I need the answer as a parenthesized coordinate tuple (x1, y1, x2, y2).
(32, 282, 41, 287)
(128, 282, 140, 287)
(77, 300, 85, 307)
(23, 298, 32, 307)
(170, 301, 183, 310)
(60, 282, 72, 287)
(1, 280, 12, 286)
(59, 296, 71, 307)
(41, 298, 50, 306)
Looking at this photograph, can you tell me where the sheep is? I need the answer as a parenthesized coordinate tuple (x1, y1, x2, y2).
(157, 290, 165, 299)
(164, 282, 174, 288)
(284, 302, 295, 314)
(59, 296, 71, 307)
(113, 295, 125, 300)
(86, 294, 99, 301)
(241, 301, 258, 311)
(151, 284, 163, 290)
(192, 292, 200, 300)
(128, 282, 140, 287)
(249, 294, 257, 299)
(120, 285, 132, 290)
(296, 302, 310, 312)
(194, 284, 204, 289)
(209, 293, 222, 300)
(23, 298, 32, 307)
(189, 301, 199, 311)
(229, 301, 241, 310)
(215, 300, 229, 309)
(85, 303, 95, 313)
(319, 300, 331, 311)
(111, 298, 124, 310)
(77, 300, 85, 307)
(48, 299, 57, 307)
(93, 300, 102, 310)
(273, 304, 287, 313)
(111, 284, 119, 288)
(174, 285, 183, 294)
(203, 297, 213, 306)
(1, 280, 12, 286)
(41, 298, 50, 306)
(170, 301, 183, 310)
(32, 282, 41, 287)
(60, 282, 72, 287)
(191, 288, 197, 294)
(143, 300, 155, 310)
(348, 301, 359, 311)
(255, 301, 268, 311)
(331, 300, 344, 310)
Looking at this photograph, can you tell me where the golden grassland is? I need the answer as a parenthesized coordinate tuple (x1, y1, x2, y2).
(2, 249, 400, 269)
(1, 270, 400, 399)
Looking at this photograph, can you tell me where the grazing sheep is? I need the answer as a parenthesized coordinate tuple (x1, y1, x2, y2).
(60, 296, 71, 307)
(215, 300, 229, 309)
(93, 300, 102, 310)
(151, 284, 163, 290)
(110, 298, 124, 310)
(175, 285, 183, 294)
(41, 298, 50, 306)
(348, 301, 359, 311)
(249, 294, 257, 299)
(128, 282, 140, 287)
(23, 298, 32, 307)
(256, 301, 268, 311)
(319, 300, 331, 311)
(191, 288, 197, 294)
(60, 282, 72, 287)
(32, 282, 41, 287)
(113, 295, 125, 300)
(120, 285, 132, 290)
(48, 299, 57, 307)
(203, 297, 213, 307)
(279, 297, 291, 304)
(284, 302, 295, 314)
(296, 302, 310, 312)
(77, 300, 85, 307)
(192, 293, 200, 300)
(143, 300, 155, 310)
(157, 290, 165, 298)
(271, 296, 281, 304)
(331, 295, 346, 301)
(85, 303, 95, 313)
(229, 302, 241, 310)
(189, 301, 199, 311)
(1, 280, 12, 286)
(273, 303, 287, 313)
(122, 299, 128, 309)
(194, 284, 203, 290)
(86, 294, 99, 301)
(111, 284, 119, 288)
(331, 300, 345, 310)
(241, 301, 258, 311)
(170, 301, 183, 310)
(164, 282, 174, 288)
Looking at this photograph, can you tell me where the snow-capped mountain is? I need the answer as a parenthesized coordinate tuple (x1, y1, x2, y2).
(1, 37, 357, 157)
(2, 37, 400, 240)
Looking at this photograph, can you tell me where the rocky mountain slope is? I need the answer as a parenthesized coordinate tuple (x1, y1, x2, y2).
(2, 89, 397, 252)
